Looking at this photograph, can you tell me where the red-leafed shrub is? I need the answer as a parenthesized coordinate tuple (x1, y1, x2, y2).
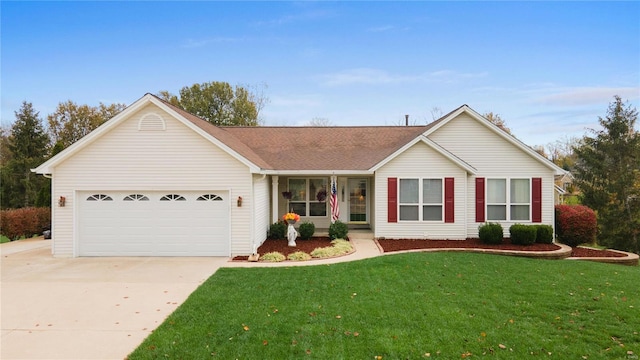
(0, 207, 51, 240)
(555, 205, 597, 247)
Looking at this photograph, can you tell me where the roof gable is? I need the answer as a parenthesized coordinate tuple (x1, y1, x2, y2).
(33, 94, 263, 174)
(369, 135, 477, 174)
(424, 105, 565, 175)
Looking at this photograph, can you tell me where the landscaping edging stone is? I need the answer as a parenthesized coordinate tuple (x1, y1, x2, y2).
(566, 247, 639, 266)
(375, 240, 573, 260)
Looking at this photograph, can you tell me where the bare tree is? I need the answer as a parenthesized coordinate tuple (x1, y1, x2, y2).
(306, 117, 333, 126)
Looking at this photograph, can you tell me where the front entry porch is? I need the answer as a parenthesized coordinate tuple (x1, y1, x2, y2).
(271, 175, 374, 230)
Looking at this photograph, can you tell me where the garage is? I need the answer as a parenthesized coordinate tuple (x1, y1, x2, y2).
(77, 191, 230, 256)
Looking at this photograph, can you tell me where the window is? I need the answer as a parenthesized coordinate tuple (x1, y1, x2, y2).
(486, 178, 530, 221)
(160, 194, 186, 201)
(197, 194, 223, 201)
(123, 194, 149, 201)
(87, 194, 113, 201)
(287, 178, 327, 217)
(398, 178, 443, 221)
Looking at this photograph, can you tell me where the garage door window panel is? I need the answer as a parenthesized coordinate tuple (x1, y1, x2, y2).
(87, 194, 113, 201)
(197, 194, 223, 201)
(124, 194, 149, 201)
(160, 194, 186, 201)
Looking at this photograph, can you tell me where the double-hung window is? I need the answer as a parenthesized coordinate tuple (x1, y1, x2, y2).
(288, 178, 327, 217)
(399, 178, 443, 221)
(486, 178, 530, 221)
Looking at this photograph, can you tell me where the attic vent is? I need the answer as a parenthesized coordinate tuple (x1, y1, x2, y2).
(138, 113, 166, 131)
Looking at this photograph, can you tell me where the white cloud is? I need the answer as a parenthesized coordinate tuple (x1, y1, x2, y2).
(318, 68, 488, 86)
(533, 87, 640, 106)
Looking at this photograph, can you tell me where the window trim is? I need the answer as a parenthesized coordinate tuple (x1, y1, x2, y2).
(287, 177, 328, 217)
(398, 177, 444, 222)
(486, 177, 532, 222)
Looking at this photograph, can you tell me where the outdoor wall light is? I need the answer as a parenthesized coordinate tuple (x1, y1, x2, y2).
(237, 196, 243, 207)
(58, 196, 66, 207)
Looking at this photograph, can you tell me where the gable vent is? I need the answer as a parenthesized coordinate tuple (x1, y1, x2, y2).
(138, 113, 166, 131)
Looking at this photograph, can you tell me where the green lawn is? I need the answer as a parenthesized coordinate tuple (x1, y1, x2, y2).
(128, 253, 639, 359)
(0, 235, 11, 244)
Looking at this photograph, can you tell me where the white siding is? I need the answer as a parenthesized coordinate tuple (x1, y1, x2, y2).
(252, 174, 270, 251)
(429, 114, 557, 237)
(51, 103, 253, 257)
(375, 141, 468, 240)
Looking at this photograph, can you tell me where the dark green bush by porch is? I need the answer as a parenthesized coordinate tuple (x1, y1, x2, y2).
(478, 222, 503, 244)
(268, 221, 286, 239)
(298, 221, 315, 240)
(329, 220, 348, 239)
(509, 224, 537, 245)
(535, 225, 554, 244)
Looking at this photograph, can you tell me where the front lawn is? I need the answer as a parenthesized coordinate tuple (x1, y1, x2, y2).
(128, 253, 639, 359)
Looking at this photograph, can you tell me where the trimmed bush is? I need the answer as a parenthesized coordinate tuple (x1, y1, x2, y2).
(328, 220, 349, 240)
(509, 224, 537, 245)
(535, 225, 554, 244)
(0, 207, 51, 240)
(555, 205, 597, 247)
(479, 222, 503, 244)
(268, 221, 286, 239)
(298, 221, 315, 240)
(261, 252, 286, 262)
(287, 251, 312, 261)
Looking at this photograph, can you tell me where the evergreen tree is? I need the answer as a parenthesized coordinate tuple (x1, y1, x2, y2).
(573, 96, 640, 253)
(3, 102, 51, 208)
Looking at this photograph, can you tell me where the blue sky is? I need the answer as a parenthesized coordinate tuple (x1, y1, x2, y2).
(2, 1, 639, 147)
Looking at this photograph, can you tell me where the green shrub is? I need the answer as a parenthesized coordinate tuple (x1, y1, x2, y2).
(555, 205, 597, 247)
(535, 225, 554, 244)
(509, 224, 537, 245)
(478, 222, 503, 244)
(268, 221, 286, 239)
(298, 221, 315, 240)
(0, 207, 51, 240)
(261, 252, 286, 262)
(328, 220, 348, 240)
(287, 251, 312, 261)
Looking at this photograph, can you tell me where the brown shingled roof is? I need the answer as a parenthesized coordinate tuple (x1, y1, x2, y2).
(151, 93, 440, 171)
(222, 126, 429, 170)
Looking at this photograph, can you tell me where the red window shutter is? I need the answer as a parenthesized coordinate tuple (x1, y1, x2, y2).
(444, 177, 454, 223)
(475, 178, 485, 222)
(388, 177, 398, 223)
(532, 177, 542, 223)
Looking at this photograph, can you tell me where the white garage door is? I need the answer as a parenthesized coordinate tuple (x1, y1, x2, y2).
(78, 191, 230, 256)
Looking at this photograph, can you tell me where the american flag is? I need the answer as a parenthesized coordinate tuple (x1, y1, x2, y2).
(330, 177, 340, 223)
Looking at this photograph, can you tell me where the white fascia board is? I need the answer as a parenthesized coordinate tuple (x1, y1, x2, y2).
(32, 94, 155, 174)
(261, 169, 374, 176)
(425, 105, 566, 175)
(148, 97, 262, 174)
(369, 135, 477, 174)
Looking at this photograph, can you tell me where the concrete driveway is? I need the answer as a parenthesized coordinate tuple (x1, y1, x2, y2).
(1, 238, 229, 360)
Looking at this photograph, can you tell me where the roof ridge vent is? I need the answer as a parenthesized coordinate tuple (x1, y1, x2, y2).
(138, 113, 166, 131)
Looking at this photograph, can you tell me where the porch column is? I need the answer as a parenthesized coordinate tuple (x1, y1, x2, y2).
(271, 175, 279, 224)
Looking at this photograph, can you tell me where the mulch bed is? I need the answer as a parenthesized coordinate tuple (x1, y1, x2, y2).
(232, 237, 338, 261)
(378, 238, 627, 258)
(232, 237, 627, 261)
(571, 246, 627, 258)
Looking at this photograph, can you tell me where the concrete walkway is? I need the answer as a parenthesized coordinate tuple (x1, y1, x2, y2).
(0, 232, 380, 360)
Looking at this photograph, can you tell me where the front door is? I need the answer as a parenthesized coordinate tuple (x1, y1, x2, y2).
(348, 178, 368, 223)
